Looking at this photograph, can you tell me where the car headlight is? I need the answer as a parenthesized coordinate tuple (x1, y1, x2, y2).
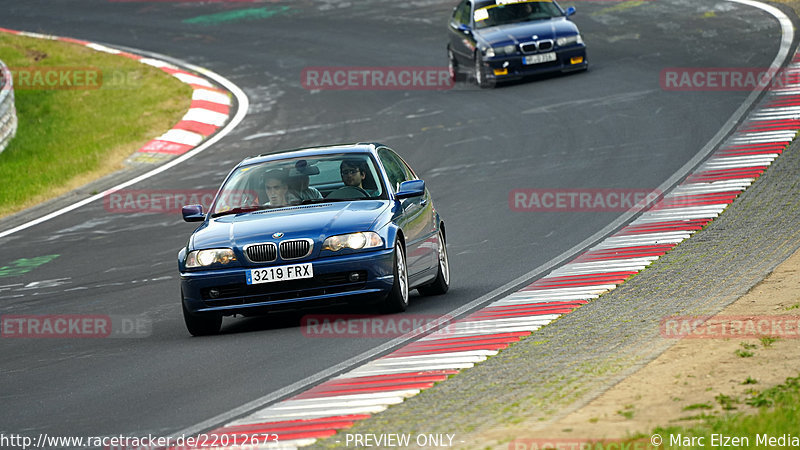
(186, 248, 237, 268)
(485, 45, 516, 57)
(499, 44, 516, 55)
(557, 34, 583, 47)
(322, 232, 383, 252)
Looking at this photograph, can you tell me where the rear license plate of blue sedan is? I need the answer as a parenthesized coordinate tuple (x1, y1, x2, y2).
(247, 263, 313, 285)
(524, 52, 557, 65)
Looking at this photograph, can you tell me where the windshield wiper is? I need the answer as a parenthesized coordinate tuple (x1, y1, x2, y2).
(300, 198, 352, 205)
(211, 205, 268, 218)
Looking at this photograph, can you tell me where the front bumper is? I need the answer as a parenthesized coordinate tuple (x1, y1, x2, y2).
(180, 248, 395, 315)
(484, 46, 587, 80)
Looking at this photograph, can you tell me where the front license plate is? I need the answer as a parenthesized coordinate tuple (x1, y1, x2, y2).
(524, 52, 557, 65)
(247, 263, 313, 285)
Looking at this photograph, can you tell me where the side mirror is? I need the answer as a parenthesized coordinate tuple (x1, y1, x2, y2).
(182, 205, 205, 222)
(565, 6, 576, 17)
(395, 180, 426, 199)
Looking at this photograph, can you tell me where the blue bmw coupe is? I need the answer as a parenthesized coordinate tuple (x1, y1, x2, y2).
(178, 143, 449, 335)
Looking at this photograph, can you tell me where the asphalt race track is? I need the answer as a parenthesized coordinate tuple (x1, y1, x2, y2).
(0, 0, 790, 442)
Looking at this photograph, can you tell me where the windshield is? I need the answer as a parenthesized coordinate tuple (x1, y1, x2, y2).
(474, 0, 563, 29)
(210, 153, 387, 216)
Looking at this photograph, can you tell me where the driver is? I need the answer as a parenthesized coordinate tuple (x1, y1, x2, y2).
(326, 159, 373, 199)
(339, 159, 367, 190)
(263, 169, 297, 206)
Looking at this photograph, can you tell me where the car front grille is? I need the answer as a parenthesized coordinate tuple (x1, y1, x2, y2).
(245, 243, 277, 263)
(280, 239, 312, 260)
(520, 40, 553, 53)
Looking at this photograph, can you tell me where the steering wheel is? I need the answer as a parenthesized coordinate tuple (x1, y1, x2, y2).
(327, 185, 369, 199)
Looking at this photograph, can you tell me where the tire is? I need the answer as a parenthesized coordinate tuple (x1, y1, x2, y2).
(380, 241, 409, 313)
(448, 47, 458, 83)
(474, 52, 491, 88)
(418, 229, 450, 296)
(182, 300, 222, 336)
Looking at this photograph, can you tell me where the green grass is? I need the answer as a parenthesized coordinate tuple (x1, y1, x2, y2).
(760, 336, 779, 348)
(652, 374, 800, 449)
(683, 403, 713, 411)
(742, 376, 758, 385)
(0, 33, 192, 216)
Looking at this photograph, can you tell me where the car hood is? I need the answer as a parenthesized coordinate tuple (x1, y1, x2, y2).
(190, 200, 392, 250)
(476, 17, 578, 46)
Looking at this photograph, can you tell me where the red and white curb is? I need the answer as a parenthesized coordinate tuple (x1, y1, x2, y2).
(173, 19, 800, 450)
(0, 28, 233, 164)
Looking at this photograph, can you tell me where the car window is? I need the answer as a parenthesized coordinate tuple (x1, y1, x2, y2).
(397, 155, 417, 181)
(211, 153, 387, 215)
(474, 0, 563, 29)
(378, 148, 413, 193)
(452, 0, 471, 26)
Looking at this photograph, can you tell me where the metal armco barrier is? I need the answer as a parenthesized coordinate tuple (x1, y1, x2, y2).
(0, 58, 18, 155)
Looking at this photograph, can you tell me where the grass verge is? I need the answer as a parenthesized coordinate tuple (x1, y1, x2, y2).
(0, 32, 192, 217)
(643, 374, 800, 449)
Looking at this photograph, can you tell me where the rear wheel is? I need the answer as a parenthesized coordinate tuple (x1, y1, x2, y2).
(418, 229, 450, 296)
(380, 241, 409, 313)
(182, 300, 222, 336)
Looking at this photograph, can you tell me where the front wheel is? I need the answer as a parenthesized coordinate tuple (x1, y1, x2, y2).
(474, 52, 491, 88)
(418, 229, 450, 296)
(183, 301, 222, 336)
(380, 241, 409, 313)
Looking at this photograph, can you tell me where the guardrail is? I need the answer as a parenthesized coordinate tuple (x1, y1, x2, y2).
(0, 58, 18, 155)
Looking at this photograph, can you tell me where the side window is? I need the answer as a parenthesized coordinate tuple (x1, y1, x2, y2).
(378, 149, 410, 193)
(453, 0, 470, 26)
(397, 156, 417, 182)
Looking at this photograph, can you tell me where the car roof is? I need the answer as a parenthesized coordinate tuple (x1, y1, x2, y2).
(238, 142, 384, 168)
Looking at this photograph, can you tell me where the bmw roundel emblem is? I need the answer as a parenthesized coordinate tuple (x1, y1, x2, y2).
(272, 232, 284, 239)
(532, 35, 538, 40)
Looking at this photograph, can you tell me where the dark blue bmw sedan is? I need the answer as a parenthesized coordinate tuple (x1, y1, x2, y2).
(178, 143, 449, 335)
(447, 0, 588, 87)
